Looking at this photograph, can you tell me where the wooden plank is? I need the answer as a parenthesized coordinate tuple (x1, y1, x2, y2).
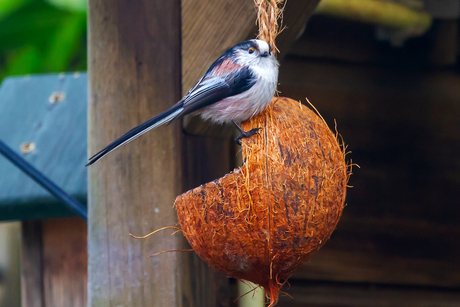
(21, 218, 87, 307)
(0, 222, 21, 307)
(277, 57, 460, 287)
(295, 216, 460, 287)
(183, 135, 235, 306)
(0, 73, 87, 221)
(182, 0, 321, 137)
(87, 0, 204, 306)
(41, 217, 87, 307)
(276, 281, 460, 307)
(21, 221, 44, 307)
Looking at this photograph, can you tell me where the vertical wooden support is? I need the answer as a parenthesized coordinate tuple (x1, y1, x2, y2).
(21, 221, 45, 307)
(21, 218, 87, 307)
(183, 135, 234, 306)
(87, 0, 193, 306)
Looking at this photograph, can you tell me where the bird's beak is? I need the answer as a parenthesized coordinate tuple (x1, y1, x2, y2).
(269, 45, 273, 55)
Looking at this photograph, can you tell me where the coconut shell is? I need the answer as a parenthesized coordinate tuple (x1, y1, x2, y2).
(174, 97, 348, 306)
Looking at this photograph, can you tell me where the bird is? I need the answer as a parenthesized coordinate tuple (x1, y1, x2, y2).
(87, 39, 279, 166)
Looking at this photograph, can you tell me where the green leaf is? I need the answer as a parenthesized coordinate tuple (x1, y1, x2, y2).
(42, 12, 86, 72)
(1, 46, 42, 80)
(46, 0, 87, 12)
(0, 0, 31, 20)
(0, 2, 73, 51)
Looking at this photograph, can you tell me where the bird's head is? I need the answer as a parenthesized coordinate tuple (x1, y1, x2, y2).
(232, 39, 278, 68)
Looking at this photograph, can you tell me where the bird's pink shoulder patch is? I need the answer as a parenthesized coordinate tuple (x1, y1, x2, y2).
(211, 58, 242, 76)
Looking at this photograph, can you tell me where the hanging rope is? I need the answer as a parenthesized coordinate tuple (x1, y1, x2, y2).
(254, 0, 285, 55)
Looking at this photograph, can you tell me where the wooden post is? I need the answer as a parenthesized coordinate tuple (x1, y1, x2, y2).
(87, 1, 193, 306)
(21, 218, 87, 307)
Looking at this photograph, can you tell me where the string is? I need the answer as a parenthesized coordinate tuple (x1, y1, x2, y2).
(254, 0, 285, 55)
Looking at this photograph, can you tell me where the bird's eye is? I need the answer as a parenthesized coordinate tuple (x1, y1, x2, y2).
(248, 48, 255, 54)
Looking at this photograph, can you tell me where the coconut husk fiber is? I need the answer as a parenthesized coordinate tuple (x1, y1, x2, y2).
(174, 97, 348, 306)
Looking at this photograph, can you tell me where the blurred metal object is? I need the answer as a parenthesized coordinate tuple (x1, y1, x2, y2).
(315, 0, 432, 33)
(315, 0, 432, 46)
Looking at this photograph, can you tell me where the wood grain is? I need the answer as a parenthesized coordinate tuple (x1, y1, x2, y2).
(87, 0, 191, 306)
(21, 218, 87, 307)
(295, 216, 460, 287)
(42, 218, 87, 307)
(0, 73, 88, 222)
(21, 221, 44, 307)
(183, 135, 235, 306)
(276, 281, 460, 307)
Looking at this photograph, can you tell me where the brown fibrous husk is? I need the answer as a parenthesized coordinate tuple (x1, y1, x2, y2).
(175, 97, 349, 306)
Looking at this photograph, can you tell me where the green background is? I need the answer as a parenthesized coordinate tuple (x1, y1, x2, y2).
(0, 0, 87, 82)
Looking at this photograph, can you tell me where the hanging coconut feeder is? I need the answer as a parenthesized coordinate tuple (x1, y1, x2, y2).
(175, 97, 349, 306)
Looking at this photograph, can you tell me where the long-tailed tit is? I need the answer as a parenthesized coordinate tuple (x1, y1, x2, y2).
(87, 39, 279, 166)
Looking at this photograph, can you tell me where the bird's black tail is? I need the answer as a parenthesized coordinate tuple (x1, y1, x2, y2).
(86, 104, 184, 166)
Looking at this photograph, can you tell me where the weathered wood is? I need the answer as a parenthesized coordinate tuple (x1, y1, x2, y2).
(276, 281, 460, 307)
(0, 73, 87, 221)
(21, 221, 44, 307)
(182, 0, 321, 137)
(42, 218, 87, 307)
(278, 57, 460, 287)
(296, 216, 460, 287)
(183, 135, 234, 306)
(21, 218, 87, 307)
(0, 222, 21, 307)
(87, 0, 195, 306)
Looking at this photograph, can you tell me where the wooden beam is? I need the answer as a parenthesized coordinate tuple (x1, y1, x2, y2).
(87, 0, 197, 306)
(21, 221, 44, 307)
(276, 281, 460, 307)
(21, 218, 87, 307)
(295, 216, 460, 287)
(182, 0, 321, 137)
(42, 218, 87, 307)
(183, 135, 234, 306)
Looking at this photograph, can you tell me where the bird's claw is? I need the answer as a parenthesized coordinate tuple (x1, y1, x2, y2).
(235, 127, 262, 145)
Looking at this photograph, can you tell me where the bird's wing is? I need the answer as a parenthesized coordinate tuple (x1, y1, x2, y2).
(176, 66, 256, 118)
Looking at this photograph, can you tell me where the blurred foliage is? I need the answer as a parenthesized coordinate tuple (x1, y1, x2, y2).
(0, 0, 87, 82)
